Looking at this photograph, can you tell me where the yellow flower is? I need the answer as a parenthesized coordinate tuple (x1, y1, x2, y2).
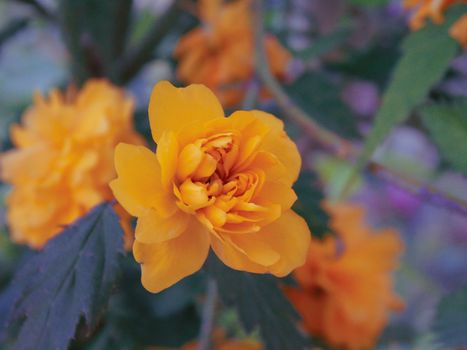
(287, 203, 404, 350)
(1, 80, 143, 249)
(174, 0, 291, 107)
(110, 81, 310, 293)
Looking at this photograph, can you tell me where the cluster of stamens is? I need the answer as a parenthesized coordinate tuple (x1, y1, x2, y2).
(173, 132, 268, 233)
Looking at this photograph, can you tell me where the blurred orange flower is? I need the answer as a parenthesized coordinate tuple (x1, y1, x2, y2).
(1, 80, 143, 249)
(174, 0, 291, 107)
(287, 203, 404, 350)
(404, 0, 459, 29)
(450, 13, 467, 46)
(110, 81, 310, 293)
(404, 0, 467, 46)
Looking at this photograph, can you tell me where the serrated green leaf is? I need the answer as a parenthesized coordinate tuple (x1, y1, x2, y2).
(432, 284, 467, 348)
(420, 100, 467, 176)
(293, 171, 330, 239)
(341, 4, 466, 196)
(205, 254, 309, 350)
(70, 258, 202, 350)
(286, 73, 360, 139)
(0, 203, 124, 350)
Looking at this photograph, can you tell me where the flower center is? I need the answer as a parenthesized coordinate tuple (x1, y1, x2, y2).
(173, 131, 272, 232)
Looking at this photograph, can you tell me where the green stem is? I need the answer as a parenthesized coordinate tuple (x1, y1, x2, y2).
(196, 278, 218, 350)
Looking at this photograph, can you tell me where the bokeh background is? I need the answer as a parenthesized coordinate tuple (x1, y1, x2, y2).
(1, 0, 467, 349)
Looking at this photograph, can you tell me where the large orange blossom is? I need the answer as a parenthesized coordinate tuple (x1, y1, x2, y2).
(110, 81, 311, 293)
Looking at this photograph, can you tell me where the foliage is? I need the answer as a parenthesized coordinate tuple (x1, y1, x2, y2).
(0, 203, 124, 350)
(58, 0, 133, 83)
(432, 285, 467, 348)
(286, 72, 360, 139)
(420, 100, 467, 176)
(348, 0, 390, 6)
(70, 259, 202, 350)
(293, 26, 351, 60)
(293, 171, 331, 239)
(205, 254, 309, 350)
(342, 4, 467, 193)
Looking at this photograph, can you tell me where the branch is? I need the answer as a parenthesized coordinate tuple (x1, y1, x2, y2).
(252, 0, 350, 155)
(196, 278, 218, 350)
(0, 17, 29, 48)
(10, 0, 55, 21)
(252, 0, 467, 216)
(370, 163, 467, 217)
(114, 0, 181, 84)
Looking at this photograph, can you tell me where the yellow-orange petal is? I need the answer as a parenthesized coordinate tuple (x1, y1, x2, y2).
(211, 234, 268, 274)
(252, 110, 301, 184)
(254, 180, 297, 211)
(0, 146, 53, 184)
(133, 222, 211, 293)
(227, 111, 270, 168)
(110, 143, 176, 217)
(148, 81, 224, 143)
(236, 210, 311, 276)
(135, 208, 191, 244)
(227, 235, 281, 266)
(450, 14, 467, 47)
(156, 131, 179, 188)
(176, 142, 204, 180)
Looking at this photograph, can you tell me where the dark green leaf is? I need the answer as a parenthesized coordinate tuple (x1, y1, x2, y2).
(293, 171, 330, 239)
(432, 284, 467, 348)
(286, 73, 360, 139)
(328, 43, 401, 87)
(0, 203, 124, 350)
(294, 27, 351, 60)
(58, 0, 133, 83)
(205, 255, 309, 350)
(420, 100, 467, 176)
(72, 258, 201, 350)
(342, 5, 466, 195)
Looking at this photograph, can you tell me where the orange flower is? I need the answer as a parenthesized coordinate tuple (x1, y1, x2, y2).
(287, 203, 404, 350)
(404, 0, 459, 29)
(0, 80, 143, 249)
(450, 13, 467, 46)
(174, 0, 291, 107)
(110, 81, 310, 293)
(404, 0, 467, 46)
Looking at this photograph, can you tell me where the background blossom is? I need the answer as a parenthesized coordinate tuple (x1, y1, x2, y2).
(175, 0, 291, 106)
(287, 203, 404, 349)
(0, 80, 143, 248)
